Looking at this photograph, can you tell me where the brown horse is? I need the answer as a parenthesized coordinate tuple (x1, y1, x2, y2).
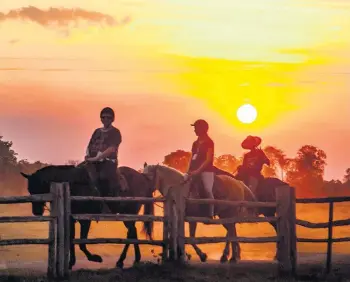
(21, 164, 155, 270)
(143, 163, 257, 263)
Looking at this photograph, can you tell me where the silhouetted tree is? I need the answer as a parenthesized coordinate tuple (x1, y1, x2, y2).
(0, 136, 18, 176)
(163, 150, 191, 173)
(214, 154, 241, 174)
(263, 145, 287, 180)
(262, 165, 277, 178)
(323, 179, 348, 197)
(343, 168, 350, 184)
(286, 145, 327, 197)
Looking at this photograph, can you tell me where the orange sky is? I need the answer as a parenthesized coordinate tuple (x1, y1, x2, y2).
(1, 1, 350, 180)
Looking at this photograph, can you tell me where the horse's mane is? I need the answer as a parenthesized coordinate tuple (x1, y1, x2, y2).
(147, 164, 184, 176)
(35, 165, 77, 174)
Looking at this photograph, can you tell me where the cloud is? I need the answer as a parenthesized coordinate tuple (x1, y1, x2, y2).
(0, 6, 130, 27)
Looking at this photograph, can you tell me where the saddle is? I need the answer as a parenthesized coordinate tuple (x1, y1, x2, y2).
(118, 171, 129, 193)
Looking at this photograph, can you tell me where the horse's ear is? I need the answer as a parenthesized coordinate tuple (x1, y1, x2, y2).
(144, 162, 147, 168)
(20, 172, 30, 179)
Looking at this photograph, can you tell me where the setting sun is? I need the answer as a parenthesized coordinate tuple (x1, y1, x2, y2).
(236, 104, 258, 124)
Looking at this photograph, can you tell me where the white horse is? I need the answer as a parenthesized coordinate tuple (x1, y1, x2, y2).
(143, 163, 257, 263)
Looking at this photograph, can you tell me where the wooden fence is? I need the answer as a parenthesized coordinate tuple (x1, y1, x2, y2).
(2, 183, 349, 278)
(295, 196, 350, 273)
(172, 185, 297, 276)
(0, 192, 57, 277)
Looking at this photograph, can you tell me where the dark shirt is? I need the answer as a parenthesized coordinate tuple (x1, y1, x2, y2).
(87, 126, 122, 160)
(242, 149, 269, 176)
(189, 135, 215, 172)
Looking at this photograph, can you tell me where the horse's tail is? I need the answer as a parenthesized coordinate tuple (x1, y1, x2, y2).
(240, 181, 259, 218)
(141, 185, 154, 240)
(243, 183, 257, 202)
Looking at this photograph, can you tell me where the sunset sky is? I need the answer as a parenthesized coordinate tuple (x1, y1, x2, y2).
(0, 0, 350, 180)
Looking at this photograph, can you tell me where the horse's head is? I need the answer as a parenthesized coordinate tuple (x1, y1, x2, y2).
(20, 165, 84, 216)
(20, 170, 51, 216)
(143, 162, 185, 196)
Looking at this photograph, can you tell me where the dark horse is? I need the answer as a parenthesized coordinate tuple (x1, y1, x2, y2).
(234, 169, 292, 260)
(20, 164, 155, 269)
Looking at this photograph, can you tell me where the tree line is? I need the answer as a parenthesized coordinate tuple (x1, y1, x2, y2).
(163, 146, 350, 198)
(1, 135, 349, 197)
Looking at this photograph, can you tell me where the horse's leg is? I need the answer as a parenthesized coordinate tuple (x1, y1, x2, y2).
(263, 208, 278, 260)
(229, 223, 241, 263)
(69, 218, 76, 270)
(79, 220, 103, 263)
(130, 222, 141, 265)
(220, 226, 230, 263)
(116, 221, 140, 268)
(189, 222, 207, 262)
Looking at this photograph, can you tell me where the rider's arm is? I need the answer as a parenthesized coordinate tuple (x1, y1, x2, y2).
(261, 150, 270, 166)
(186, 143, 195, 173)
(85, 129, 98, 159)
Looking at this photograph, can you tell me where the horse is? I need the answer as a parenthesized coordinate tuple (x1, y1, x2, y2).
(235, 170, 293, 260)
(142, 163, 257, 263)
(20, 164, 155, 270)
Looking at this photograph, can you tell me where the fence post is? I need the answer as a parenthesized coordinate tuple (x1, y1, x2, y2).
(276, 185, 292, 276)
(47, 184, 58, 278)
(162, 192, 171, 262)
(176, 192, 186, 263)
(326, 201, 334, 273)
(54, 183, 65, 279)
(289, 186, 297, 276)
(168, 188, 178, 261)
(63, 182, 71, 277)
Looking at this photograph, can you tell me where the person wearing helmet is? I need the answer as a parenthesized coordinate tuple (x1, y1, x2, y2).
(184, 119, 215, 219)
(237, 135, 270, 194)
(85, 107, 122, 201)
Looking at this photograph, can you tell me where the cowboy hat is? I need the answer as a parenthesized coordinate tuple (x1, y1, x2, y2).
(241, 135, 261, 149)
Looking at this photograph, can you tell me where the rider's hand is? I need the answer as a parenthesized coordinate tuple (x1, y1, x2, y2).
(183, 173, 190, 181)
(86, 156, 98, 162)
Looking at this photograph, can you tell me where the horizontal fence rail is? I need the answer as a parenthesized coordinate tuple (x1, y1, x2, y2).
(294, 196, 350, 273)
(186, 198, 277, 208)
(0, 216, 53, 223)
(70, 196, 166, 203)
(0, 194, 53, 204)
(72, 214, 165, 222)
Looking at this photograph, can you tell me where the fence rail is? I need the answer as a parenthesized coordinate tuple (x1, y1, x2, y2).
(295, 196, 350, 273)
(2, 183, 350, 279)
(0, 194, 53, 204)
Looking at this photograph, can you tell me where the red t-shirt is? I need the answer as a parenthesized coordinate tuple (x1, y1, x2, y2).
(189, 135, 215, 172)
(242, 149, 269, 176)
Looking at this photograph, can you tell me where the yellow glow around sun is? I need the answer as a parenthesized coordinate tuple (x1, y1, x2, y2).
(237, 104, 257, 124)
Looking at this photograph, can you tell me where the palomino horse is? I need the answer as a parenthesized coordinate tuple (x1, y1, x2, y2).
(143, 163, 257, 263)
(21, 164, 154, 270)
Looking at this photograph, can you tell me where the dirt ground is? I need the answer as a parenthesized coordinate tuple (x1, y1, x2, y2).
(1, 258, 350, 282)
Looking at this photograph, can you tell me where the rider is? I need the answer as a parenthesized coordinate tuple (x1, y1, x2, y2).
(85, 107, 122, 198)
(238, 135, 270, 194)
(184, 119, 215, 219)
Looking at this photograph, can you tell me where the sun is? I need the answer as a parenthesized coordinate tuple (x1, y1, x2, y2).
(236, 104, 257, 124)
